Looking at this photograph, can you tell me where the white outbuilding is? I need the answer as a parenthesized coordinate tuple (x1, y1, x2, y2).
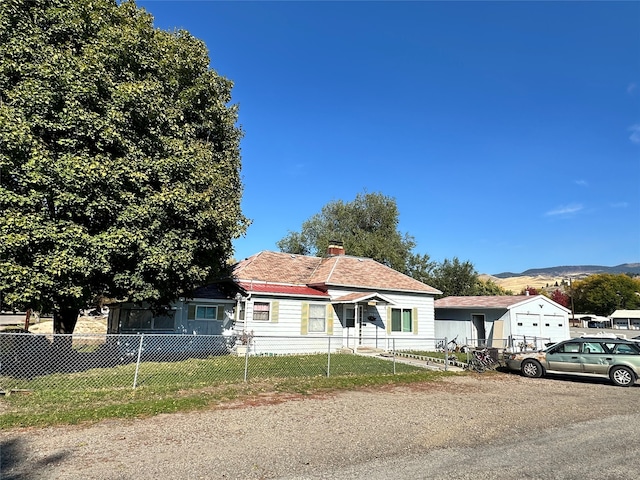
(435, 295, 571, 351)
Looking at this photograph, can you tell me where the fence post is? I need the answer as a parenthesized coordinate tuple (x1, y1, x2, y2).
(444, 336, 448, 372)
(392, 338, 396, 375)
(327, 337, 331, 377)
(133, 334, 144, 389)
(243, 341, 249, 382)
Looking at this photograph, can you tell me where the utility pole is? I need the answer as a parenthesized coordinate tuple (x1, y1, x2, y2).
(569, 277, 576, 327)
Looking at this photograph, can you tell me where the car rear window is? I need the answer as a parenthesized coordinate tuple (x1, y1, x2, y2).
(612, 344, 640, 354)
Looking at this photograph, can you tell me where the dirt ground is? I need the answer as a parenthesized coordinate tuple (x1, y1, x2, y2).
(2, 373, 640, 479)
(23, 316, 108, 335)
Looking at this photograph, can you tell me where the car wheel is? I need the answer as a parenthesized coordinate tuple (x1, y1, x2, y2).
(521, 359, 543, 378)
(610, 366, 635, 387)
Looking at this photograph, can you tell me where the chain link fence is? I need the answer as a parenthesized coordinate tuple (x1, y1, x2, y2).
(0, 333, 452, 393)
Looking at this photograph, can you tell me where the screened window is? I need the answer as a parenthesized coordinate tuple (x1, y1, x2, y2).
(120, 309, 174, 331)
(195, 306, 217, 320)
(309, 304, 326, 333)
(122, 310, 152, 330)
(391, 308, 412, 332)
(253, 302, 270, 321)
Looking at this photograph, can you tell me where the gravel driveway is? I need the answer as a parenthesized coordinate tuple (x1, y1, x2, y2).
(2, 372, 639, 479)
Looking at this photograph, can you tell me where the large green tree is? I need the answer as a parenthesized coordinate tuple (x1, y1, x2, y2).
(572, 274, 640, 316)
(277, 191, 418, 272)
(427, 257, 478, 297)
(0, 0, 248, 333)
(277, 191, 504, 298)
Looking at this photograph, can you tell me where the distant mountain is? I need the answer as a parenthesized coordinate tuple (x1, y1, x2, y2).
(493, 263, 640, 278)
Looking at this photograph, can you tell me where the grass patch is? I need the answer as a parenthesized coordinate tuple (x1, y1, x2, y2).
(0, 353, 455, 429)
(400, 350, 469, 362)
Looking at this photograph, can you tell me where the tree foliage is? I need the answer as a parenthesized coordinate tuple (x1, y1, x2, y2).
(277, 191, 417, 272)
(427, 257, 478, 297)
(277, 191, 512, 297)
(550, 289, 570, 308)
(474, 278, 511, 296)
(0, 0, 248, 332)
(572, 274, 640, 316)
(520, 286, 539, 296)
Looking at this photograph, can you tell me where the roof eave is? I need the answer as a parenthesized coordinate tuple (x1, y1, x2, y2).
(317, 282, 441, 296)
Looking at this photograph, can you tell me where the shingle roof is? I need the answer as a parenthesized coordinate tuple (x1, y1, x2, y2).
(435, 295, 536, 309)
(236, 281, 328, 297)
(233, 251, 440, 295)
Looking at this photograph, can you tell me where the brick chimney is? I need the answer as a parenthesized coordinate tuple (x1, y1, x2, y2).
(327, 240, 345, 256)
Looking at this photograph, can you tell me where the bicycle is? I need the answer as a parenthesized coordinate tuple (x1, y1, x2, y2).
(467, 356, 486, 373)
(465, 348, 498, 373)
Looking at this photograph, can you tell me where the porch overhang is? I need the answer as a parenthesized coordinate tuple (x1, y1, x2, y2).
(331, 292, 395, 305)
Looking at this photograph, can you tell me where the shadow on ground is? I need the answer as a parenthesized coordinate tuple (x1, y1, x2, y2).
(1, 437, 68, 480)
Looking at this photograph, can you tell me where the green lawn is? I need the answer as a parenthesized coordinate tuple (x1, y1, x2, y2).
(0, 353, 456, 429)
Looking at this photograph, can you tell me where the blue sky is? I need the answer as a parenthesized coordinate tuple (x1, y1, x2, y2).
(137, 0, 640, 275)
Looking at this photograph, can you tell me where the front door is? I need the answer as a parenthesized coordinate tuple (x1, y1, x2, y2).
(472, 314, 486, 346)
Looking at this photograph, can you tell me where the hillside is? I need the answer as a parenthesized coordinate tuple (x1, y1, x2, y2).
(480, 274, 566, 294)
(493, 263, 640, 279)
(484, 263, 639, 294)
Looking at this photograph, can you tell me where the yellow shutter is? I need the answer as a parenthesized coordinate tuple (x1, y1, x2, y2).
(412, 307, 418, 335)
(187, 305, 196, 320)
(271, 301, 279, 323)
(301, 302, 309, 335)
(386, 307, 392, 334)
(326, 304, 334, 335)
(217, 305, 225, 321)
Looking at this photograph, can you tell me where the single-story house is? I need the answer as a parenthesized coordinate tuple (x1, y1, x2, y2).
(108, 244, 442, 354)
(610, 310, 640, 330)
(434, 295, 571, 351)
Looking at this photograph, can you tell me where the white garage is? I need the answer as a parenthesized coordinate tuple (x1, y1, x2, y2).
(435, 295, 571, 351)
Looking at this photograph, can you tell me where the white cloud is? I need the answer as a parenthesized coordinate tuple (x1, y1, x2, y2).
(629, 125, 640, 144)
(545, 203, 583, 216)
(628, 83, 637, 95)
(574, 179, 588, 187)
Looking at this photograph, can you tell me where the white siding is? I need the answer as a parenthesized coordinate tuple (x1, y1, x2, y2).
(242, 296, 337, 354)
(232, 289, 438, 354)
(510, 297, 570, 344)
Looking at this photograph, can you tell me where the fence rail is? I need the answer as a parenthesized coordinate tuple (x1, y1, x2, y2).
(0, 333, 455, 392)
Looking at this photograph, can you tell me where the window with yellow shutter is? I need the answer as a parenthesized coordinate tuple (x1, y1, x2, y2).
(309, 304, 326, 333)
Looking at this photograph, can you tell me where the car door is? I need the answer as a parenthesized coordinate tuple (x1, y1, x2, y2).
(580, 341, 610, 375)
(545, 341, 583, 372)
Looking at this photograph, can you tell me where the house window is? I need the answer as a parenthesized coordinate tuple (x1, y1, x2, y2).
(253, 302, 270, 321)
(345, 306, 355, 328)
(309, 304, 326, 332)
(120, 309, 175, 331)
(122, 309, 152, 330)
(391, 308, 412, 332)
(195, 305, 217, 320)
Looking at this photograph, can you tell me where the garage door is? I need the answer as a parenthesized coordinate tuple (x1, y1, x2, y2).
(515, 313, 542, 339)
(543, 314, 567, 342)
